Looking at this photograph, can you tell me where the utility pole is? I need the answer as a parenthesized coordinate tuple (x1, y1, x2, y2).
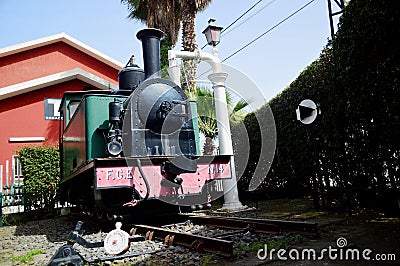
(327, 0, 345, 39)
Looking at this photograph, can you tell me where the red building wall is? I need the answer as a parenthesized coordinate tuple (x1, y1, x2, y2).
(0, 38, 120, 186)
(0, 79, 87, 145)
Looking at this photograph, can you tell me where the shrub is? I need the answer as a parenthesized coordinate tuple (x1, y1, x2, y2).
(18, 146, 60, 214)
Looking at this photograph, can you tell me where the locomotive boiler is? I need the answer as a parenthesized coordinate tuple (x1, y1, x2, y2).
(58, 28, 232, 219)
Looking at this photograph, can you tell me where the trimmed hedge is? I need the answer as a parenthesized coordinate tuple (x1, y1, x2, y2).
(18, 146, 60, 213)
(237, 0, 400, 211)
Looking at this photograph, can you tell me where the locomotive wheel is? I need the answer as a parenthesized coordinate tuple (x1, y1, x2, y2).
(66, 186, 77, 204)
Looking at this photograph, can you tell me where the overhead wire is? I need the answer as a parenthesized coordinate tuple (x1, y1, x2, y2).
(196, 0, 317, 79)
(222, 0, 316, 63)
(200, 0, 266, 49)
(222, 0, 278, 38)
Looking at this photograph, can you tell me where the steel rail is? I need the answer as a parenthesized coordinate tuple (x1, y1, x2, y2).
(131, 224, 234, 257)
(185, 215, 319, 236)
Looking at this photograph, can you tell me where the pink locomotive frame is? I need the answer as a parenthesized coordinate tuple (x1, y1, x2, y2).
(96, 160, 231, 198)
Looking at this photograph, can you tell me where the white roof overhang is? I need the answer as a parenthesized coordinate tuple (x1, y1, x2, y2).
(0, 68, 118, 101)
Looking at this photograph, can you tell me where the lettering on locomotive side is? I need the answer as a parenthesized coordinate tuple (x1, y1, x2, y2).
(105, 168, 134, 180)
(96, 167, 137, 189)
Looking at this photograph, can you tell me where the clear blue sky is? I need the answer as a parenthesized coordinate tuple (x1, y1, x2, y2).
(0, 0, 342, 106)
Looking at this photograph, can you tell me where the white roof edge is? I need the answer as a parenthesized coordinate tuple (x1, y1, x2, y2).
(0, 33, 124, 70)
(0, 68, 118, 101)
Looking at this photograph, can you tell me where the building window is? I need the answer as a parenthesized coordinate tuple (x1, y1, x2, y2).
(12, 155, 23, 185)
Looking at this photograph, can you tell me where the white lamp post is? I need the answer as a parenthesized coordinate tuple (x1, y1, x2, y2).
(168, 19, 246, 211)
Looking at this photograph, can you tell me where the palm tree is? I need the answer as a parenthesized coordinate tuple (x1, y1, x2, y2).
(195, 86, 217, 154)
(121, 0, 180, 43)
(121, 0, 177, 69)
(178, 1, 212, 94)
(122, 0, 212, 48)
(121, 0, 213, 92)
(195, 85, 250, 155)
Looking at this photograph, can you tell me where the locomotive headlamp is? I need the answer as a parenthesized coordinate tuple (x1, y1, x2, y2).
(107, 140, 123, 156)
(202, 19, 223, 47)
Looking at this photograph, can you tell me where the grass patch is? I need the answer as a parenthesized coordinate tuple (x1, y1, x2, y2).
(12, 249, 45, 264)
(201, 254, 215, 266)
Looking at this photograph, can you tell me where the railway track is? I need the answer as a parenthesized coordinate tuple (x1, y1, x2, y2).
(48, 214, 319, 265)
(131, 214, 318, 258)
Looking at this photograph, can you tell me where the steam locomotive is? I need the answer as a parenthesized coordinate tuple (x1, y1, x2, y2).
(58, 28, 232, 219)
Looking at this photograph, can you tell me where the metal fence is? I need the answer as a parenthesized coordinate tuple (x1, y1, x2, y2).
(1, 161, 25, 227)
(0, 184, 25, 227)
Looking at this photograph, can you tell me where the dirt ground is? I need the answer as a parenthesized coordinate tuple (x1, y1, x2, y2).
(208, 197, 400, 265)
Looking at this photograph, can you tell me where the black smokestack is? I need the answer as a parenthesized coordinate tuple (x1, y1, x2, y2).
(136, 28, 164, 79)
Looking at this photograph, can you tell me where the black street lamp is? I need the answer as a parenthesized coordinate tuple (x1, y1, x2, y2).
(202, 19, 223, 47)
